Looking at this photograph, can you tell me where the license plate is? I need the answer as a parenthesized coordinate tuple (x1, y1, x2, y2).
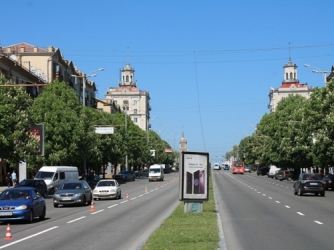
(0, 212, 12, 216)
(310, 183, 318, 186)
(62, 197, 72, 200)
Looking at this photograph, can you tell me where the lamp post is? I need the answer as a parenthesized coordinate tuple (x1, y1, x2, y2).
(158, 125, 168, 137)
(124, 104, 128, 171)
(72, 68, 104, 107)
(304, 64, 330, 85)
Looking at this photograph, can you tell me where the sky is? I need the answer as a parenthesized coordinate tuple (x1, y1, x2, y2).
(2, 0, 334, 163)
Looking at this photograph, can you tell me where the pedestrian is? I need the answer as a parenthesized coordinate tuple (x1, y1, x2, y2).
(6, 172, 11, 188)
(11, 170, 17, 187)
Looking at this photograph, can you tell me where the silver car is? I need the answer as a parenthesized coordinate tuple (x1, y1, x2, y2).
(53, 181, 92, 207)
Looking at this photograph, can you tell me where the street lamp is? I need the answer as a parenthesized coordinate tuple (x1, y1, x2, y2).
(158, 125, 168, 137)
(124, 104, 128, 171)
(72, 68, 104, 107)
(304, 64, 330, 85)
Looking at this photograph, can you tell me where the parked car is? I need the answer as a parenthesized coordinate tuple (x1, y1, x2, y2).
(257, 167, 269, 176)
(277, 170, 297, 181)
(135, 169, 149, 177)
(293, 173, 325, 196)
(267, 165, 280, 178)
(16, 179, 47, 198)
(53, 180, 92, 207)
(323, 174, 334, 190)
(93, 179, 121, 200)
(114, 171, 136, 181)
(0, 187, 46, 223)
(84, 175, 101, 189)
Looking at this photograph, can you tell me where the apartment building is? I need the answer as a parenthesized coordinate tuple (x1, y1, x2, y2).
(268, 59, 312, 112)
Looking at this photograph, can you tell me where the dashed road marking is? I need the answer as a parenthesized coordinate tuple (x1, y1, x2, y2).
(67, 216, 86, 223)
(297, 212, 304, 216)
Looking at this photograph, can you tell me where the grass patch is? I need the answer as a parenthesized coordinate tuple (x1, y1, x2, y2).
(141, 173, 219, 250)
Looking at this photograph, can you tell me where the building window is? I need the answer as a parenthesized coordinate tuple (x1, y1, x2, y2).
(134, 109, 137, 114)
(126, 76, 129, 82)
(286, 73, 288, 80)
(290, 72, 293, 79)
(133, 100, 137, 105)
(134, 118, 138, 123)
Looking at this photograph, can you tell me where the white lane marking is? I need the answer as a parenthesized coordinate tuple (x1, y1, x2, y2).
(91, 209, 104, 214)
(130, 197, 137, 200)
(262, 194, 266, 196)
(285, 205, 290, 208)
(154, 188, 159, 190)
(120, 200, 128, 204)
(258, 192, 261, 194)
(314, 221, 323, 225)
(138, 194, 144, 197)
(297, 212, 304, 216)
(276, 201, 280, 203)
(268, 197, 273, 199)
(67, 216, 86, 223)
(108, 204, 118, 208)
(0, 226, 58, 249)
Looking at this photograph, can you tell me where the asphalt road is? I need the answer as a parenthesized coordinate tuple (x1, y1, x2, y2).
(0, 173, 180, 250)
(213, 170, 334, 250)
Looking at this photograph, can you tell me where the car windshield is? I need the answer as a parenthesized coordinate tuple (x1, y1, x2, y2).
(302, 174, 322, 180)
(150, 169, 161, 173)
(0, 190, 31, 200)
(97, 181, 115, 187)
(35, 171, 54, 180)
(60, 183, 82, 190)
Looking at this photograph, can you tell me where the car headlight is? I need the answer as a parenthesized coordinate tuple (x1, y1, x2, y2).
(74, 193, 82, 197)
(16, 205, 27, 210)
(54, 194, 60, 198)
(93, 190, 99, 194)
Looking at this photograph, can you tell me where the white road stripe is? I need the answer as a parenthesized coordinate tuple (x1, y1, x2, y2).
(314, 221, 323, 225)
(67, 216, 86, 223)
(262, 194, 266, 196)
(285, 205, 290, 208)
(0, 226, 58, 249)
(268, 197, 273, 199)
(138, 194, 144, 197)
(297, 212, 304, 216)
(91, 209, 104, 214)
(120, 200, 128, 204)
(130, 197, 137, 200)
(276, 201, 280, 203)
(108, 204, 119, 208)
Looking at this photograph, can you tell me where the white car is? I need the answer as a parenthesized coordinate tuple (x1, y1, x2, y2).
(244, 167, 251, 173)
(93, 179, 121, 200)
(213, 163, 220, 170)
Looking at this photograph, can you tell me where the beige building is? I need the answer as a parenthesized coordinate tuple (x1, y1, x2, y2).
(104, 63, 151, 131)
(268, 59, 312, 112)
(2, 43, 98, 108)
(179, 132, 187, 152)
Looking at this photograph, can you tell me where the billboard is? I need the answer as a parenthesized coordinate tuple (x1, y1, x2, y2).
(179, 151, 209, 201)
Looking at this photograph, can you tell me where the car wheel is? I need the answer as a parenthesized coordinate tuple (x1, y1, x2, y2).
(321, 192, 325, 197)
(82, 196, 86, 206)
(54, 203, 59, 208)
(87, 195, 92, 206)
(293, 187, 297, 195)
(298, 187, 303, 196)
(39, 207, 46, 220)
(118, 191, 122, 199)
(26, 210, 33, 223)
(50, 188, 55, 195)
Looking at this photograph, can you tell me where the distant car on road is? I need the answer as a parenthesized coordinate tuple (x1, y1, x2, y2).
(16, 179, 47, 198)
(93, 179, 121, 200)
(223, 165, 229, 170)
(84, 175, 101, 189)
(114, 171, 136, 181)
(213, 163, 220, 170)
(257, 166, 269, 176)
(244, 166, 251, 173)
(323, 174, 334, 190)
(293, 173, 325, 196)
(53, 180, 92, 207)
(0, 187, 46, 223)
(136, 169, 149, 177)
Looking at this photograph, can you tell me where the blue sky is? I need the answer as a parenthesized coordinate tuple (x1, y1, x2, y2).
(2, 0, 334, 163)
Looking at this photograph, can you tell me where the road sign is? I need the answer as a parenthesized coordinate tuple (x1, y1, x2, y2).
(94, 127, 114, 134)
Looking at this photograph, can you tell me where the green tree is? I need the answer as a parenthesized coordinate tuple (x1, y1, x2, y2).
(0, 76, 39, 167)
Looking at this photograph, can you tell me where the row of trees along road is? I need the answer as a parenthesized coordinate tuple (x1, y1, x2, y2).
(0, 76, 177, 176)
(228, 78, 334, 174)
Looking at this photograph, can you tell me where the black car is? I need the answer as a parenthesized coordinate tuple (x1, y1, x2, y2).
(323, 174, 334, 190)
(293, 173, 325, 196)
(277, 170, 297, 181)
(223, 165, 229, 170)
(16, 179, 47, 198)
(84, 175, 101, 189)
(257, 167, 269, 176)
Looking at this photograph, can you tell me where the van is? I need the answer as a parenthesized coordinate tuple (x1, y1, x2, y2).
(268, 165, 281, 178)
(148, 164, 164, 182)
(34, 166, 79, 195)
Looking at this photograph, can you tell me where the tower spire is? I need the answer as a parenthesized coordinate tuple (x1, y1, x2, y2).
(288, 42, 291, 61)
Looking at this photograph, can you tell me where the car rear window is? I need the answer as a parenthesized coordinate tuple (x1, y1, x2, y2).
(302, 174, 322, 180)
